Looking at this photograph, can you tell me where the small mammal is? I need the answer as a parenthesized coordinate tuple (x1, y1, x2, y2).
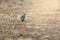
(20, 12, 26, 22)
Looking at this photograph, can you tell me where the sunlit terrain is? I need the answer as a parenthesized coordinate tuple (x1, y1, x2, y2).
(0, 0, 60, 40)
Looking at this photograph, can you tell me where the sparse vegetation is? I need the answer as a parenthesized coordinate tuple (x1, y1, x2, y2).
(0, 0, 60, 40)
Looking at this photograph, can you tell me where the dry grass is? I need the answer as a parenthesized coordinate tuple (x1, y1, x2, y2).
(0, 0, 60, 40)
(0, 7, 60, 40)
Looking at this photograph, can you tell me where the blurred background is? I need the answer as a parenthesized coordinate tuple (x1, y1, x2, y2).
(0, 0, 60, 40)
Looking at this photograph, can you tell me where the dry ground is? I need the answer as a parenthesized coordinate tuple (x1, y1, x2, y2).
(0, 7, 60, 40)
(0, 0, 60, 40)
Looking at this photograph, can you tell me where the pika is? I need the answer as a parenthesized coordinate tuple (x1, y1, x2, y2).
(18, 12, 26, 22)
